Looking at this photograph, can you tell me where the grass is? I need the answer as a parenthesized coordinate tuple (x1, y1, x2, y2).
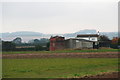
(2, 58, 118, 78)
(2, 49, 120, 54)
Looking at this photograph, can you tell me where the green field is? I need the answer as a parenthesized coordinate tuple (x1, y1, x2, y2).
(2, 49, 119, 54)
(3, 58, 118, 78)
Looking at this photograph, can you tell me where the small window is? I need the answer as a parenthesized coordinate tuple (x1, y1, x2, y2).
(91, 38, 95, 40)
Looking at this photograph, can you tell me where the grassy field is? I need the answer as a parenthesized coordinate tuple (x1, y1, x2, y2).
(2, 49, 120, 54)
(3, 58, 118, 78)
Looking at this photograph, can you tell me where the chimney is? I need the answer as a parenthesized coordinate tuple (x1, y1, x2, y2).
(97, 31, 100, 35)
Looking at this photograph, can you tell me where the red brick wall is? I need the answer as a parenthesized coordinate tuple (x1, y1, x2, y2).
(49, 36, 65, 51)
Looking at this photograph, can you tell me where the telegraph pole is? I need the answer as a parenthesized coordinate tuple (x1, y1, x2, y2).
(97, 31, 100, 49)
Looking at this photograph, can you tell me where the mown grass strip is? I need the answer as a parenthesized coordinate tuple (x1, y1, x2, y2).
(2, 49, 120, 54)
(3, 58, 118, 78)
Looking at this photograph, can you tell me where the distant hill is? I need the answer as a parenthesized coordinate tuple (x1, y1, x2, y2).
(1, 31, 43, 37)
(63, 29, 118, 39)
(63, 29, 97, 37)
(0, 29, 118, 42)
(100, 32, 118, 39)
(75, 29, 97, 34)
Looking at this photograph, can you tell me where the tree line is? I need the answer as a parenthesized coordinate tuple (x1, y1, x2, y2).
(2, 38, 50, 51)
(1, 35, 120, 51)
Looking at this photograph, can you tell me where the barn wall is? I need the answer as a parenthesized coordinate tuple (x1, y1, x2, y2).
(49, 36, 65, 51)
(65, 39, 93, 49)
(50, 37, 94, 51)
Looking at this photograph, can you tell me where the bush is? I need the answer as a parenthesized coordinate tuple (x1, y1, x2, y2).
(35, 45, 47, 51)
(2, 41, 16, 51)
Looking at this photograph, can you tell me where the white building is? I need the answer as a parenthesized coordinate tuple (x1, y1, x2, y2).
(76, 34, 100, 48)
(76, 34, 99, 42)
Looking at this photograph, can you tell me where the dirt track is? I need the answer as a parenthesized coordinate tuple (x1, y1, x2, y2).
(2, 52, 118, 59)
(80, 72, 119, 78)
(1, 72, 119, 80)
(49, 72, 119, 80)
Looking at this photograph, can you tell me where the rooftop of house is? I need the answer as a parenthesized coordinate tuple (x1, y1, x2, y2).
(50, 36, 64, 39)
(65, 38, 93, 42)
(50, 36, 65, 41)
(77, 34, 99, 37)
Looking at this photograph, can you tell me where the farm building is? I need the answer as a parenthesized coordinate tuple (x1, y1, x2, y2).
(76, 34, 100, 49)
(49, 36, 65, 51)
(49, 34, 99, 51)
(64, 38, 93, 49)
(76, 34, 99, 42)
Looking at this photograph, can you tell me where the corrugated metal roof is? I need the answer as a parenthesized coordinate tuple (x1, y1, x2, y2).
(77, 34, 99, 37)
(65, 38, 93, 42)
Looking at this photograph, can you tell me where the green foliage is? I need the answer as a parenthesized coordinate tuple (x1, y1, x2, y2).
(35, 45, 47, 51)
(2, 41, 16, 51)
(110, 44, 118, 49)
(118, 38, 120, 45)
(99, 35, 111, 47)
(3, 58, 118, 78)
(28, 38, 49, 45)
(46, 42, 50, 51)
(99, 35, 110, 41)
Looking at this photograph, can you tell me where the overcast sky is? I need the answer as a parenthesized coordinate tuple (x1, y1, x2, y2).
(0, 0, 119, 34)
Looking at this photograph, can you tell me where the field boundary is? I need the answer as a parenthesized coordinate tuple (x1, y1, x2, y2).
(2, 52, 118, 59)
